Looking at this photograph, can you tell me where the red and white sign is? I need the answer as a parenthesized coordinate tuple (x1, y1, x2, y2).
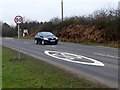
(14, 15, 23, 24)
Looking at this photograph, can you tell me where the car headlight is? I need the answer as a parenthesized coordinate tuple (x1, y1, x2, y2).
(44, 38, 48, 40)
(56, 37, 58, 40)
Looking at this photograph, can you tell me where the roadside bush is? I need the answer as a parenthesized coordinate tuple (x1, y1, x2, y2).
(54, 9, 119, 43)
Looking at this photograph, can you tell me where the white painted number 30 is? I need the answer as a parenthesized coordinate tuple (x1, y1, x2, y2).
(44, 51, 104, 67)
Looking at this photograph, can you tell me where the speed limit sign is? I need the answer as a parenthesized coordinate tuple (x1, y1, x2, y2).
(14, 15, 23, 24)
(14, 15, 23, 60)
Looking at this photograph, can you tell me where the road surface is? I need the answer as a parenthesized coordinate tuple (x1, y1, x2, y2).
(2, 38, 119, 88)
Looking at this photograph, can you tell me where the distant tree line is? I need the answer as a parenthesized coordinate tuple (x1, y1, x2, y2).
(2, 23, 17, 37)
(2, 9, 120, 42)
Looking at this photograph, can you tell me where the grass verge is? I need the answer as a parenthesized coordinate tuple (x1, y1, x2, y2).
(2, 46, 107, 88)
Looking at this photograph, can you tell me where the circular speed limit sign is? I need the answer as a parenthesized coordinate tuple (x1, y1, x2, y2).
(14, 15, 23, 24)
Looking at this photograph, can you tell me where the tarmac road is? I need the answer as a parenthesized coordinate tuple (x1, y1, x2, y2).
(2, 38, 119, 88)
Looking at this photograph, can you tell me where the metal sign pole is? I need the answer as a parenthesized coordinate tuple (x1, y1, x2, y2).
(18, 24, 20, 60)
(14, 15, 23, 60)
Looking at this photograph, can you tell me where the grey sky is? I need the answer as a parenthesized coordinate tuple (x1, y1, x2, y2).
(0, 0, 119, 25)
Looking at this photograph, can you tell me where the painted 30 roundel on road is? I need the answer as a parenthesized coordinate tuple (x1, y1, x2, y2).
(44, 51, 104, 67)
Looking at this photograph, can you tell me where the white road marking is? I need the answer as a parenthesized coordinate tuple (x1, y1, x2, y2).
(44, 51, 104, 67)
(5, 38, 14, 40)
(97, 46, 109, 48)
(96, 46, 118, 51)
(94, 53, 119, 59)
(46, 45, 56, 48)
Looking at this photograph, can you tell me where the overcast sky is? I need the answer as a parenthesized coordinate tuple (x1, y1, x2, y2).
(0, 0, 119, 25)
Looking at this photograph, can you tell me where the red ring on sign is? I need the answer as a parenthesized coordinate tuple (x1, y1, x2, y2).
(14, 15, 23, 24)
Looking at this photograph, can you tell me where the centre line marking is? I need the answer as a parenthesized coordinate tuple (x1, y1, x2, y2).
(94, 53, 119, 59)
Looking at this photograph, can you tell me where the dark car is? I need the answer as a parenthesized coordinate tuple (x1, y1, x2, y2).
(34, 32, 59, 45)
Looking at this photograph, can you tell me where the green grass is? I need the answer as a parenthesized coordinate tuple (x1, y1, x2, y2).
(2, 46, 107, 88)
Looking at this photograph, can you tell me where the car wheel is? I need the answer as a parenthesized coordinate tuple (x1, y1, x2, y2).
(35, 39, 38, 44)
(41, 40, 45, 45)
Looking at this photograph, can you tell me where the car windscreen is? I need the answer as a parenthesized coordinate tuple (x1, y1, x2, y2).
(43, 32, 54, 37)
(44, 35, 55, 38)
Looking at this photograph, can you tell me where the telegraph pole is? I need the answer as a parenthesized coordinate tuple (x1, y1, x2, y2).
(61, 0, 63, 21)
(118, 0, 120, 10)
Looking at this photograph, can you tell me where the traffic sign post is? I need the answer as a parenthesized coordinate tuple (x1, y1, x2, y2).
(14, 15, 23, 60)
